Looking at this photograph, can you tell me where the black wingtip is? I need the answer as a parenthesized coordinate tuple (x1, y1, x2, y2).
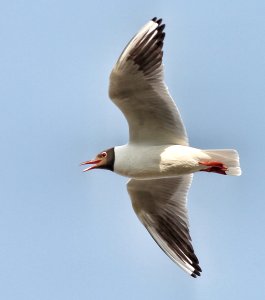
(151, 17, 163, 25)
(158, 24, 165, 31)
(191, 268, 202, 278)
(157, 18, 163, 25)
(128, 17, 166, 75)
(196, 265, 202, 272)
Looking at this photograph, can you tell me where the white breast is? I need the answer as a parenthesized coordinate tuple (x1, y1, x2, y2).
(114, 145, 210, 179)
(114, 145, 162, 178)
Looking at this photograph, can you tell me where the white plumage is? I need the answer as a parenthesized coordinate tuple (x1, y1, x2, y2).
(82, 18, 241, 278)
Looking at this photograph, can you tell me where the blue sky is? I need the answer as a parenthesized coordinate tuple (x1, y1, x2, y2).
(1, 0, 265, 299)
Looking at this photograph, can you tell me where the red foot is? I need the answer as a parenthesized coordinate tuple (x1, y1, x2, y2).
(199, 161, 228, 175)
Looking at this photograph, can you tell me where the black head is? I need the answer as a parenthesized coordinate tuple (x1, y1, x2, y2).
(81, 147, 115, 172)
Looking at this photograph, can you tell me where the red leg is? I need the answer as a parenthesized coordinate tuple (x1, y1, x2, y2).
(199, 161, 228, 175)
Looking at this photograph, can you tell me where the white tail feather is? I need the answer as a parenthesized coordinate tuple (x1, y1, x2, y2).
(203, 149, 241, 176)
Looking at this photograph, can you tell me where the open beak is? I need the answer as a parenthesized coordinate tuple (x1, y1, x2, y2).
(80, 159, 101, 172)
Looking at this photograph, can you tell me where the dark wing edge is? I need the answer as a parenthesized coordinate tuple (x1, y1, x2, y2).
(127, 176, 202, 278)
(129, 17, 165, 76)
(109, 18, 189, 146)
(114, 17, 165, 77)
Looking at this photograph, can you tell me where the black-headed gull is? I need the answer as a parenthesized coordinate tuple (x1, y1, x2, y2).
(81, 18, 241, 278)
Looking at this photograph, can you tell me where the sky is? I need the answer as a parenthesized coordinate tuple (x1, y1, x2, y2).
(1, 0, 265, 299)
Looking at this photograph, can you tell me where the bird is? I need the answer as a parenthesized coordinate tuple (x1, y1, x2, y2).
(81, 17, 241, 278)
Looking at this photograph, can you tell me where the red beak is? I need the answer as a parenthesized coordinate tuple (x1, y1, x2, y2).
(80, 159, 101, 172)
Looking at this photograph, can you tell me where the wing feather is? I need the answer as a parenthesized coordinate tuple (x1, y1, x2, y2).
(127, 175, 202, 278)
(109, 18, 188, 146)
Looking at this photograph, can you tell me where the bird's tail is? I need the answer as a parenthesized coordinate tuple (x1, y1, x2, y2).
(201, 149, 241, 176)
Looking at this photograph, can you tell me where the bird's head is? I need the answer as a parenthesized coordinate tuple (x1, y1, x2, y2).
(81, 147, 115, 172)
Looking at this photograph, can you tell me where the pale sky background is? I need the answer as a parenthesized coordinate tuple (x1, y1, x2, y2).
(1, 1, 265, 299)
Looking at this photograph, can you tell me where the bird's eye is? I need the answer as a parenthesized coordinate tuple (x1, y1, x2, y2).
(101, 152, 107, 158)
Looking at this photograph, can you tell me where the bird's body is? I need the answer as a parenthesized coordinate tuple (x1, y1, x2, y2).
(81, 17, 241, 278)
(115, 144, 212, 179)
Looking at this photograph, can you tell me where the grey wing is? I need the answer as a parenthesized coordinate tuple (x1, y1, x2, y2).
(127, 175, 202, 277)
(109, 18, 188, 146)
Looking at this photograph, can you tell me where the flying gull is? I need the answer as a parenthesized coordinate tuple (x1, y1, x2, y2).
(81, 17, 241, 278)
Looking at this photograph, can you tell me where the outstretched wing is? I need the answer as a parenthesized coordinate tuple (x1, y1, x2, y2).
(127, 175, 202, 278)
(109, 18, 188, 146)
